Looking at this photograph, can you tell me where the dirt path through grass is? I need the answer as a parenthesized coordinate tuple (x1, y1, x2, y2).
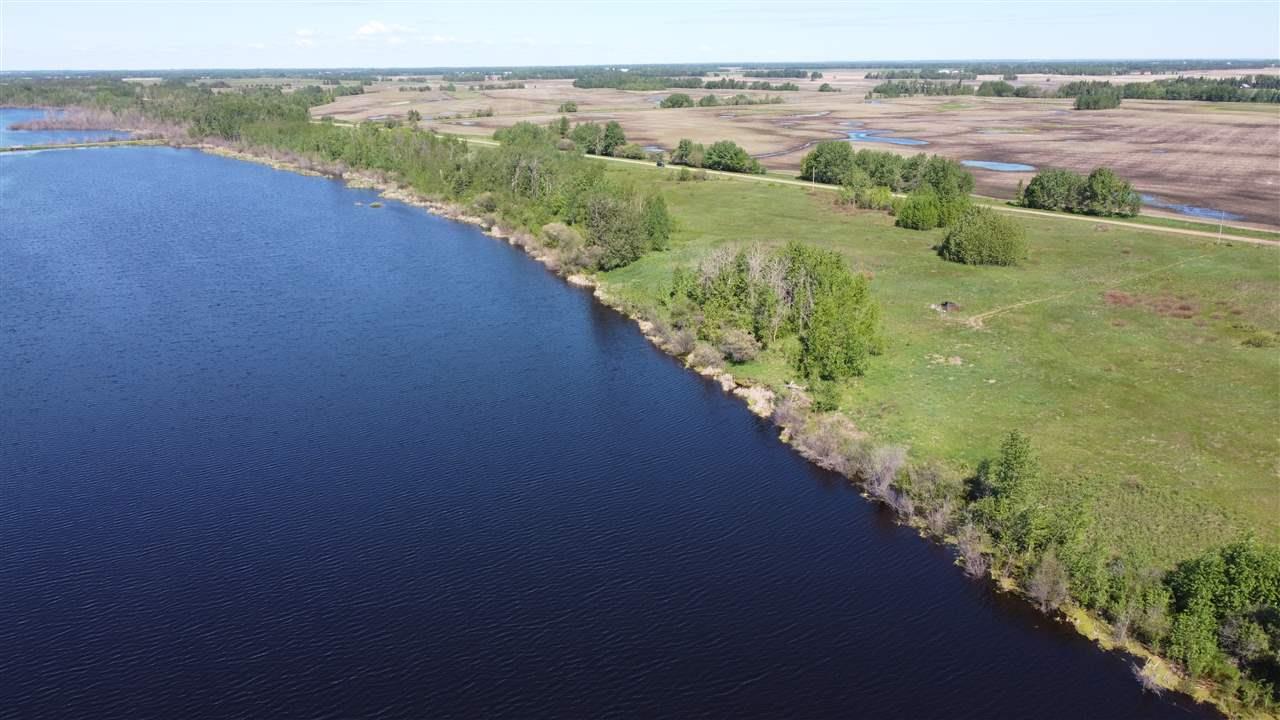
(965, 253, 1212, 328)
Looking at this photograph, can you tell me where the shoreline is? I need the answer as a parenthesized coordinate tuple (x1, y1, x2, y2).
(172, 140, 1237, 717)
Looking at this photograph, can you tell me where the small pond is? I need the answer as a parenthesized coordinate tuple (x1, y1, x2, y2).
(1140, 194, 1244, 221)
(961, 160, 1036, 172)
(847, 130, 928, 146)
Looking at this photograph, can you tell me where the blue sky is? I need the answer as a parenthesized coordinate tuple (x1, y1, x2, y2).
(3, 1, 1278, 71)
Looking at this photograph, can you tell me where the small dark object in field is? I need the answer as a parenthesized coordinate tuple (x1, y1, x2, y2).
(940, 301, 960, 312)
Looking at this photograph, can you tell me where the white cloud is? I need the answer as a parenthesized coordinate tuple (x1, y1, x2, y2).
(355, 20, 416, 37)
(295, 28, 315, 37)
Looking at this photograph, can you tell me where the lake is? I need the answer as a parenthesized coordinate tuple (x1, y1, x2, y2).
(0, 146, 1216, 719)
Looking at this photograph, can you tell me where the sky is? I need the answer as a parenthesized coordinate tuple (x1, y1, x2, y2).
(2, 1, 1278, 71)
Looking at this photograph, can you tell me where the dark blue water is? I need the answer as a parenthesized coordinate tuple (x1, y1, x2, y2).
(1140, 193, 1244, 221)
(848, 129, 928, 146)
(962, 160, 1037, 172)
(0, 107, 130, 148)
(0, 147, 1216, 719)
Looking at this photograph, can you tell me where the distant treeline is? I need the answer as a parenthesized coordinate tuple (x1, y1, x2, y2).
(866, 69, 977, 80)
(1103, 75, 1279, 103)
(572, 73, 705, 91)
(468, 82, 526, 90)
(742, 69, 823, 80)
(573, 74, 801, 91)
(871, 74, 1280, 105)
(870, 80, 974, 97)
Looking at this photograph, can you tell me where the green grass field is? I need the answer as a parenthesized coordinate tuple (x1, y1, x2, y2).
(599, 166, 1279, 567)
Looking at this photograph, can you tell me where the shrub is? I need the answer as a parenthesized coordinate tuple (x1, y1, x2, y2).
(1080, 167, 1141, 217)
(810, 380, 840, 411)
(718, 328, 761, 363)
(866, 445, 907, 500)
(818, 83, 839, 92)
(697, 94, 721, 107)
(895, 189, 942, 230)
(613, 143, 647, 160)
(1029, 548, 1071, 611)
(472, 191, 498, 212)
(688, 342, 723, 368)
(1243, 332, 1278, 348)
(666, 328, 697, 356)
(555, 138, 576, 151)
(702, 140, 763, 174)
(641, 194, 672, 251)
(1021, 168, 1086, 211)
(557, 101, 578, 112)
(771, 393, 806, 428)
(937, 194, 972, 228)
(1021, 166, 1139, 217)
(938, 206, 1028, 266)
(659, 93, 694, 109)
(541, 222, 583, 250)
(856, 185, 894, 210)
(582, 193, 647, 270)
(918, 155, 974, 201)
(957, 524, 990, 578)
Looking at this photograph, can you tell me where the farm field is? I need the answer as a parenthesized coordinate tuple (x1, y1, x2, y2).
(591, 161, 1280, 567)
(311, 69, 1280, 229)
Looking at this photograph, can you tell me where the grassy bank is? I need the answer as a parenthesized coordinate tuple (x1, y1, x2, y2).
(598, 163, 1278, 561)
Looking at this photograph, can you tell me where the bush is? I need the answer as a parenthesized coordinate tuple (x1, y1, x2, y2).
(472, 191, 498, 212)
(810, 380, 840, 411)
(918, 155, 974, 201)
(641, 194, 671, 251)
(1021, 168, 1086, 211)
(702, 140, 763, 174)
(541, 222, 583, 250)
(557, 101, 578, 112)
(1080, 167, 1141, 217)
(1021, 166, 1139, 217)
(718, 328, 761, 363)
(582, 193, 647, 270)
(555, 138, 576, 151)
(895, 189, 942, 230)
(659, 93, 694, 109)
(938, 206, 1028, 266)
(613, 143, 647, 160)
(697, 94, 721, 107)
(856, 185, 894, 210)
(665, 328, 697, 356)
(1243, 332, 1278, 348)
(688, 342, 723, 368)
(937, 194, 972, 227)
